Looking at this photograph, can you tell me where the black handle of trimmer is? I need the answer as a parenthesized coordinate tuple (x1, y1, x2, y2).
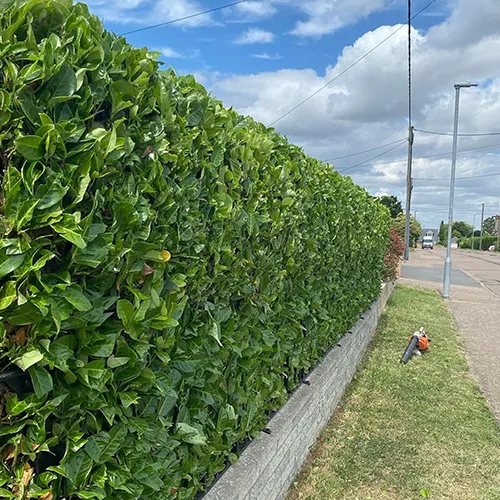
(401, 335, 419, 364)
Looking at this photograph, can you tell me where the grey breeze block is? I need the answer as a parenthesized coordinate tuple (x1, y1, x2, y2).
(205, 282, 394, 500)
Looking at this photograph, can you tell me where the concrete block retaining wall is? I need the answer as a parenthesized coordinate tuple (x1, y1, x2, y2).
(205, 282, 394, 500)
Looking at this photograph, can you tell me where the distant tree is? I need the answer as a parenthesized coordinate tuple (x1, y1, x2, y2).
(392, 213, 422, 248)
(453, 221, 473, 239)
(438, 220, 472, 245)
(474, 230, 481, 237)
(378, 195, 403, 218)
(482, 216, 497, 236)
(438, 221, 446, 245)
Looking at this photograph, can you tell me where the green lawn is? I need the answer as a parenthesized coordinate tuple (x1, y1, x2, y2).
(288, 285, 500, 500)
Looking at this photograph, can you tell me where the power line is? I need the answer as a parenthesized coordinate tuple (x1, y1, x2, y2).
(414, 128, 500, 137)
(346, 142, 500, 171)
(413, 142, 500, 161)
(450, 160, 500, 177)
(405, 207, 482, 214)
(338, 139, 408, 173)
(414, 171, 500, 181)
(120, 0, 251, 36)
(412, 201, 500, 208)
(268, 0, 438, 127)
(322, 138, 407, 162)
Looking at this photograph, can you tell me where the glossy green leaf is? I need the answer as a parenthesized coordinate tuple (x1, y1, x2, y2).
(50, 214, 86, 249)
(28, 364, 53, 397)
(209, 320, 223, 347)
(0, 488, 15, 498)
(176, 423, 207, 446)
(0, 254, 24, 278)
(187, 104, 204, 126)
(0, 281, 16, 310)
(75, 491, 103, 500)
(6, 301, 44, 325)
(0, 0, 15, 11)
(106, 355, 129, 368)
(117, 299, 134, 325)
(6, 394, 29, 416)
(85, 424, 127, 463)
(0, 420, 28, 436)
(84, 336, 116, 357)
(63, 286, 92, 312)
(47, 63, 77, 100)
(119, 391, 139, 408)
(64, 451, 93, 485)
(14, 349, 43, 370)
(14, 135, 44, 160)
(37, 179, 69, 209)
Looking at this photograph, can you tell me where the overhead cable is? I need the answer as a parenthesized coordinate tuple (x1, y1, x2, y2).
(120, 0, 251, 36)
(322, 138, 407, 162)
(346, 142, 500, 171)
(268, 0, 438, 126)
(404, 208, 482, 214)
(414, 171, 500, 181)
(414, 128, 500, 137)
(338, 139, 408, 173)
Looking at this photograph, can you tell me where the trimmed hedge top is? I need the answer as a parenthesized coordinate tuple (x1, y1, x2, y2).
(0, 1, 390, 498)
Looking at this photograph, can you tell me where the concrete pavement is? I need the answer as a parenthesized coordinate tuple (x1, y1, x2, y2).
(400, 247, 500, 421)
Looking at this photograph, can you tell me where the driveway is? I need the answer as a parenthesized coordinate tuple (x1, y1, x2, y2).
(401, 247, 500, 420)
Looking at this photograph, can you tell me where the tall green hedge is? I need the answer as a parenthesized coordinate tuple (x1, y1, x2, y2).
(460, 236, 497, 251)
(0, 1, 390, 498)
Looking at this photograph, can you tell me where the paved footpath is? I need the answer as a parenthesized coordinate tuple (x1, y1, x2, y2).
(401, 247, 500, 421)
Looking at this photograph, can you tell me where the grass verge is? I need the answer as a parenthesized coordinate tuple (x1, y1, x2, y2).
(288, 285, 500, 500)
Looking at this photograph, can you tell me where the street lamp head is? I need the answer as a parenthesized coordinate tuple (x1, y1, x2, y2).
(454, 82, 478, 88)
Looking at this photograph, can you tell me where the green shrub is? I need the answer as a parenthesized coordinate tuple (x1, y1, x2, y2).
(460, 236, 497, 251)
(0, 1, 390, 498)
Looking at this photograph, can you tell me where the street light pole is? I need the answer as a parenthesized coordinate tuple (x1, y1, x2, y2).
(479, 202, 485, 251)
(443, 82, 478, 299)
(496, 203, 500, 251)
(471, 213, 475, 250)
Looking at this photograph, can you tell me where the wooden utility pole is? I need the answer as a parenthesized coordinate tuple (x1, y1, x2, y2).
(404, 0, 413, 260)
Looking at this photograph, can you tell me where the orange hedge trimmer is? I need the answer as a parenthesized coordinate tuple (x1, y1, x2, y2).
(400, 327, 431, 364)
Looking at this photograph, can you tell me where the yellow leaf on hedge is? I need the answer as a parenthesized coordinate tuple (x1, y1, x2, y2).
(161, 250, 171, 262)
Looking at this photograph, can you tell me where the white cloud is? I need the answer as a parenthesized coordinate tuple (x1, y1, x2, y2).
(252, 52, 282, 60)
(290, 0, 386, 37)
(151, 0, 214, 27)
(86, 0, 213, 27)
(158, 47, 201, 59)
(427, 0, 500, 49)
(159, 47, 185, 59)
(235, 28, 275, 44)
(87, 0, 391, 36)
(210, 0, 500, 227)
(227, 1, 277, 21)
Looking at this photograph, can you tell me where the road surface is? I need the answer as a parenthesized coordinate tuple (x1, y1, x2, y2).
(403, 246, 500, 296)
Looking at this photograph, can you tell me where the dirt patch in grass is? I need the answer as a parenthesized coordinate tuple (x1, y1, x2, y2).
(288, 285, 500, 500)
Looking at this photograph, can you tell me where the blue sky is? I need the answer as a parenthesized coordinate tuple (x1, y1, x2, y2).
(100, 1, 447, 80)
(87, 0, 500, 228)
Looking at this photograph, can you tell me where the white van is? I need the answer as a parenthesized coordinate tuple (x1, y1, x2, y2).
(422, 235, 434, 249)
